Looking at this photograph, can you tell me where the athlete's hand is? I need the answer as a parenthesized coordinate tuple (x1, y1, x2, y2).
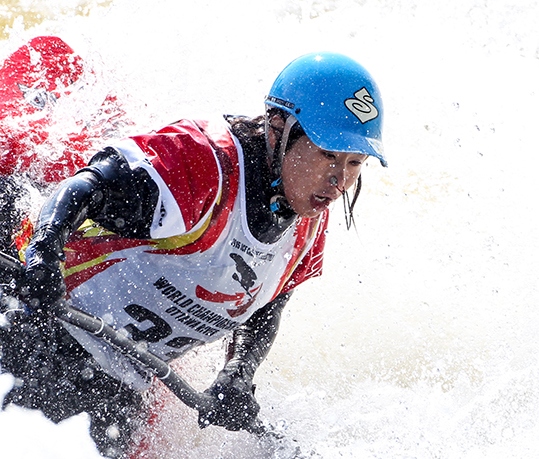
(198, 366, 260, 432)
(18, 227, 66, 311)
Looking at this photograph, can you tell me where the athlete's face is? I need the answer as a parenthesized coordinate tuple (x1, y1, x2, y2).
(281, 135, 367, 218)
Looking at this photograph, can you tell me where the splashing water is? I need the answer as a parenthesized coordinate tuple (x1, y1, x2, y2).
(0, 0, 538, 457)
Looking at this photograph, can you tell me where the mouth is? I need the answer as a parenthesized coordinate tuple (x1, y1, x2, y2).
(313, 194, 331, 202)
(314, 189, 341, 202)
(313, 195, 332, 204)
(310, 194, 336, 212)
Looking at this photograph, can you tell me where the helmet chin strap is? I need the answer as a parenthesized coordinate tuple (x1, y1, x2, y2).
(265, 114, 298, 166)
(277, 115, 298, 159)
(265, 114, 298, 215)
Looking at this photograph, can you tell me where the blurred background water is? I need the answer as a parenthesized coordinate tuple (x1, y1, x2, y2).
(0, 1, 538, 457)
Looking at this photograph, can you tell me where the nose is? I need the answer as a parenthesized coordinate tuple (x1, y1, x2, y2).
(329, 165, 346, 191)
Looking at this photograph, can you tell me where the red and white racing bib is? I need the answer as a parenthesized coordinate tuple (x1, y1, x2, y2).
(61, 119, 327, 388)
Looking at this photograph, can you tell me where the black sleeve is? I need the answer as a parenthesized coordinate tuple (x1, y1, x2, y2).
(33, 147, 160, 254)
(222, 291, 292, 382)
(79, 147, 159, 238)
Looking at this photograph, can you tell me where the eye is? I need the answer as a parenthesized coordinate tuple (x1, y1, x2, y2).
(322, 151, 336, 160)
(349, 155, 368, 167)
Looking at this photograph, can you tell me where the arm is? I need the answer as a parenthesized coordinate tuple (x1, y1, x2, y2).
(34, 147, 158, 240)
(223, 291, 290, 383)
(198, 291, 291, 431)
(19, 148, 158, 310)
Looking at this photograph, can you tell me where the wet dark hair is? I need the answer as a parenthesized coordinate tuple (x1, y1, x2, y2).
(226, 109, 305, 154)
(225, 114, 265, 148)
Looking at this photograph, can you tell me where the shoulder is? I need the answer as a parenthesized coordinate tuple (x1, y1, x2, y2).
(120, 119, 241, 235)
(130, 119, 216, 171)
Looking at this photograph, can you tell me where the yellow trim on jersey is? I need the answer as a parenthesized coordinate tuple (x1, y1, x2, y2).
(62, 254, 111, 278)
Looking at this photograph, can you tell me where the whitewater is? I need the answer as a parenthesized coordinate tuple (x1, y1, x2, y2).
(0, 0, 538, 457)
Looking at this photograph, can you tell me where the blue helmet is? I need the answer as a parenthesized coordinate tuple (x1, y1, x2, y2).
(265, 52, 386, 167)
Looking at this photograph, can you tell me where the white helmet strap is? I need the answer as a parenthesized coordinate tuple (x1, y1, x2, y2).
(265, 112, 298, 164)
(278, 114, 298, 160)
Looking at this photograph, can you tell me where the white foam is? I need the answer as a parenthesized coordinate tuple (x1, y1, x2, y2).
(1, 0, 538, 456)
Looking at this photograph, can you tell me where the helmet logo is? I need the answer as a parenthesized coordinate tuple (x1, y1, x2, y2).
(344, 87, 379, 124)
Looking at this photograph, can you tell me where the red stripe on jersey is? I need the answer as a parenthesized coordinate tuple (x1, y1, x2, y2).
(277, 209, 329, 296)
(195, 285, 245, 303)
(64, 230, 154, 292)
(143, 119, 241, 255)
(130, 120, 221, 233)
